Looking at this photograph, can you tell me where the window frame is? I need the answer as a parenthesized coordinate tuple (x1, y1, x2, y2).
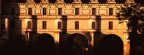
(75, 8, 79, 15)
(58, 8, 62, 15)
(27, 21, 32, 29)
(42, 21, 47, 29)
(43, 8, 46, 15)
(28, 8, 32, 15)
(109, 8, 113, 15)
(58, 22, 62, 29)
(109, 21, 113, 30)
(92, 8, 96, 15)
(92, 22, 96, 29)
(75, 21, 79, 29)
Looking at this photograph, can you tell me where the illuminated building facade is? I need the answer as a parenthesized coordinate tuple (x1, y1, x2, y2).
(1, 0, 136, 55)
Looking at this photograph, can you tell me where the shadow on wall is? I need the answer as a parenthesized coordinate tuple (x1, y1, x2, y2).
(1, 0, 22, 55)
(1, 0, 22, 40)
(97, 34, 123, 55)
(59, 15, 68, 55)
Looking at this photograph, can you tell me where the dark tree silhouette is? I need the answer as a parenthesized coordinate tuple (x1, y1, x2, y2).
(116, 3, 144, 55)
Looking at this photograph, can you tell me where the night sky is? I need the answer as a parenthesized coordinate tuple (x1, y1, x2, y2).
(2, 0, 144, 3)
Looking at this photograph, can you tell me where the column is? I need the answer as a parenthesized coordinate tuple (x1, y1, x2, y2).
(3, 18, 9, 39)
(27, 32, 30, 41)
(124, 33, 130, 55)
(55, 32, 60, 55)
(90, 32, 94, 47)
(89, 32, 94, 55)
(55, 32, 60, 44)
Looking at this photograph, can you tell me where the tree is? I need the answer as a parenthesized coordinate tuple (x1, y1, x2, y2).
(116, 3, 144, 55)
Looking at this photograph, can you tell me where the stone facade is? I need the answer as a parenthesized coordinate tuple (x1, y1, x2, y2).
(1, 0, 136, 55)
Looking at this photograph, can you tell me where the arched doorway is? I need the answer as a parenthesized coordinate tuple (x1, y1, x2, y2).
(66, 33, 88, 55)
(36, 33, 54, 55)
(98, 34, 123, 55)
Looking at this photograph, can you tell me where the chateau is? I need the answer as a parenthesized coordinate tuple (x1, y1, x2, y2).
(0, 0, 136, 55)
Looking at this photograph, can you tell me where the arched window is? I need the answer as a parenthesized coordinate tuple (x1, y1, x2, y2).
(75, 21, 79, 29)
(58, 22, 62, 29)
(92, 22, 96, 29)
(27, 21, 31, 29)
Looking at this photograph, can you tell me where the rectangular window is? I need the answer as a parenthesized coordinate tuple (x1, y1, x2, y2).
(75, 8, 79, 15)
(42, 21, 47, 29)
(109, 21, 113, 30)
(28, 8, 32, 15)
(109, 8, 113, 15)
(92, 8, 96, 15)
(43, 8, 46, 15)
(58, 8, 62, 15)
(75, 21, 79, 29)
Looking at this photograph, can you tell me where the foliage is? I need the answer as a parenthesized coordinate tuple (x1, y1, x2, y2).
(116, 3, 144, 34)
(116, 3, 144, 55)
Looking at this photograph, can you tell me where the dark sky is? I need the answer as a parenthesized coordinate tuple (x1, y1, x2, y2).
(3, 0, 144, 3)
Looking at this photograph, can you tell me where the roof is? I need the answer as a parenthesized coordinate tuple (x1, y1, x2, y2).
(2, 0, 144, 3)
